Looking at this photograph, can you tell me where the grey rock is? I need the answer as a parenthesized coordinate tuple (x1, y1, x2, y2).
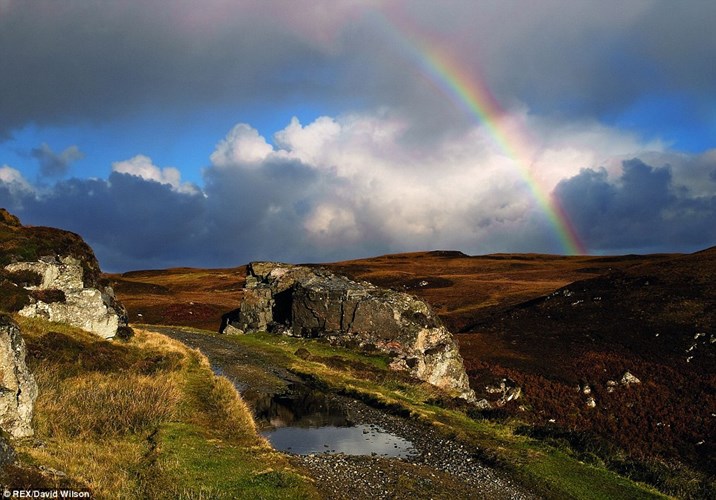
(474, 399, 492, 410)
(5, 256, 127, 339)
(620, 371, 641, 386)
(222, 262, 476, 402)
(0, 315, 37, 438)
(485, 379, 522, 406)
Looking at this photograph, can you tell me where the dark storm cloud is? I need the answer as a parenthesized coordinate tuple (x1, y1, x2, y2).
(554, 159, 716, 253)
(0, 173, 208, 270)
(2, 1, 715, 140)
(0, 0, 334, 137)
(30, 143, 83, 177)
(0, 155, 389, 271)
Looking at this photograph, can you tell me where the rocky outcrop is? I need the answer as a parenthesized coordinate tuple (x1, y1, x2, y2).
(0, 210, 129, 339)
(221, 262, 476, 401)
(0, 315, 37, 438)
(5, 256, 127, 339)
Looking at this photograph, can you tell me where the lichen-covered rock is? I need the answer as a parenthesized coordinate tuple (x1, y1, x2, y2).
(0, 315, 37, 438)
(5, 256, 127, 339)
(221, 262, 476, 401)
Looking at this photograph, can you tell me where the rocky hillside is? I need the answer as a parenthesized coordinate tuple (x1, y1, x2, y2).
(221, 262, 476, 401)
(457, 248, 716, 491)
(471, 247, 716, 372)
(0, 209, 128, 339)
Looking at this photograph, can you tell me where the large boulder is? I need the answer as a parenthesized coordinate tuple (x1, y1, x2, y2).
(5, 256, 127, 339)
(0, 315, 37, 439)
(222, 262, 476, 401)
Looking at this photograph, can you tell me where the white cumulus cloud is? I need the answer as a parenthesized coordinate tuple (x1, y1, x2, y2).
(201, 110, 677, 258)
(210, 124, 274, 168)
(111, 155, 199, 194)
(0, 165, 34, 194)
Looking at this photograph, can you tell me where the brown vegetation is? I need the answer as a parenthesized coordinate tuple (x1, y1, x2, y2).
(108, 266, 246, 330)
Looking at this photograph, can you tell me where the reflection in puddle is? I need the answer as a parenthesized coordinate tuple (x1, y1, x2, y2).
(245, 385, 416, 458)
(264, 424, 416, 458)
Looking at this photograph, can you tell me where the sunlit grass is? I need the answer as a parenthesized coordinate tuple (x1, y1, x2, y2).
(8, 317, 317, 499)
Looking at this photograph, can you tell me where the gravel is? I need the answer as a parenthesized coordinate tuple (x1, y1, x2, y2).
(291, 395, 536, 499)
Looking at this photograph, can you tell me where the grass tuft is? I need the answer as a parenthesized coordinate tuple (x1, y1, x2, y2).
(35, 368, 181, 437)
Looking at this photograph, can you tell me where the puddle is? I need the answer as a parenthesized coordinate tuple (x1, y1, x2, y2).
(245, 385, 416, 458)
(264, 423, 415, 458)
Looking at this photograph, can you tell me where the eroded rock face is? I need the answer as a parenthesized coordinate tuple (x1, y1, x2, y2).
(222, 262, 476, 401)
(0, 315, 37, 438)
(5, 256, 127, 339)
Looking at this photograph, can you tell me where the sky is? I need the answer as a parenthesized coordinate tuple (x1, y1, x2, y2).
(1, 0, 715, 272)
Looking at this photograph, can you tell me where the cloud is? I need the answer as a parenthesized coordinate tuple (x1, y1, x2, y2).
(1, 1, 714, 142)
(210, 124, 274, 167)
(0, 171, 208, 270)
(111, 155, 199, 194)
(30, 143, 84, 177)
(554, 157, 716, 253)
(0, 0, 344, 138)
(0, 166, 33, 193)
(1, 114, 714, 271)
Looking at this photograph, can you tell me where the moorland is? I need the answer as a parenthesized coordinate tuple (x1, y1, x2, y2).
(109, 248, 715, 498)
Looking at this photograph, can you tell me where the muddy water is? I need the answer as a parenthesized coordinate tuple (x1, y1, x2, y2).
(245, 385, 416, 458)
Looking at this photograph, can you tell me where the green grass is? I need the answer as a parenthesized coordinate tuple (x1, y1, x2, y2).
(7, 316, 672, 498)
(154, 423, 314, 499)
(522, 449, 664, 500)
(230, 330, 392, 371)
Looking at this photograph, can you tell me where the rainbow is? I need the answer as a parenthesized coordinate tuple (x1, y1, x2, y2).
(376, 12, 587, 255)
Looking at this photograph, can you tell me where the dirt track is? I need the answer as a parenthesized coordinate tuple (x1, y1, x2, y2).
(150, 326, 536, 500)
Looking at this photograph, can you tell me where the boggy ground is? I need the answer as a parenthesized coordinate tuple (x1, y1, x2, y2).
(152, 326, 535, 500)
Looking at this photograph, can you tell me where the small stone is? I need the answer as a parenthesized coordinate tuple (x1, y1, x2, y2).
(620, 371, 641, 386)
